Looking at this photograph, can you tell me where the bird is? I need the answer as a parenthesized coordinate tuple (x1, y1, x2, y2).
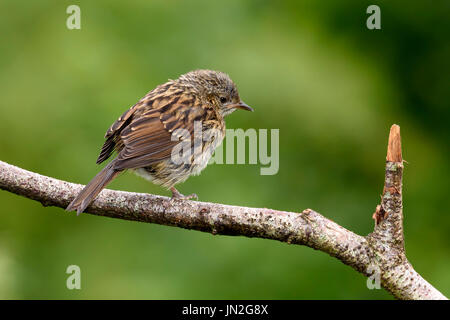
(66, 69, 253, 215)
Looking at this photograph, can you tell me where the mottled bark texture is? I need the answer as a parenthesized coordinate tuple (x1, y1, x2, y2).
(0, 125, 446, 300)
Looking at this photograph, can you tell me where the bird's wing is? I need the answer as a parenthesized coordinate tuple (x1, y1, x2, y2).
(96, 82, 178, 164)
(96, 103, 141, 164)
(112, 92, 207, 170)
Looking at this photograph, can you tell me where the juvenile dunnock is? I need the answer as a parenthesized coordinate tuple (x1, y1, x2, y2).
(66, 70, 253, 215)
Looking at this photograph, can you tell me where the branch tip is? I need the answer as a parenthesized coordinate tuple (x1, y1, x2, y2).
(386, 124, 402, 162)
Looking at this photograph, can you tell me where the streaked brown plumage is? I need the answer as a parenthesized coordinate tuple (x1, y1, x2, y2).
(66, 70, 253, 215)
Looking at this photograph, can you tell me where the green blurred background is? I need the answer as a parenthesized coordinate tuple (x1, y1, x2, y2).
(0, 0, 448, 299)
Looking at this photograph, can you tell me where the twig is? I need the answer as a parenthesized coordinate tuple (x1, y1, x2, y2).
(0, 125, 446, 299)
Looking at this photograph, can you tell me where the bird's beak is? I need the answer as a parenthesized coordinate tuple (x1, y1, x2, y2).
(229, 101, 254, 112)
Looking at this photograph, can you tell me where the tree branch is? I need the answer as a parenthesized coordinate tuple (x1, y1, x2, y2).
(0, 125, 446, 300)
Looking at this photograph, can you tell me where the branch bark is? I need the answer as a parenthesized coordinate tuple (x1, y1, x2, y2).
(0, 125, 446, 300)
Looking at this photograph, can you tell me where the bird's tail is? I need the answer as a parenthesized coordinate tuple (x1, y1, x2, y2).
(66, 160, 121, 215)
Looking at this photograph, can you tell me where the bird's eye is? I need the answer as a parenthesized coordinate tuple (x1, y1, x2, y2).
(220, 97, 227, 104)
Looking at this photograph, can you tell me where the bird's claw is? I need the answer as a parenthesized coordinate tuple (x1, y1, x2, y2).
(170, 187, 198, 201)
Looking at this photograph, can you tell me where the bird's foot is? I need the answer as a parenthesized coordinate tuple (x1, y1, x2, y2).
(170, 187, 198, 201)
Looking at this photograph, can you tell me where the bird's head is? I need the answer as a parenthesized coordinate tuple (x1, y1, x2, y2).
(178, 69, 253, 117)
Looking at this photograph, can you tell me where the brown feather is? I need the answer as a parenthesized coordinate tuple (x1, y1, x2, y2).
(66, 161, 121, 215)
